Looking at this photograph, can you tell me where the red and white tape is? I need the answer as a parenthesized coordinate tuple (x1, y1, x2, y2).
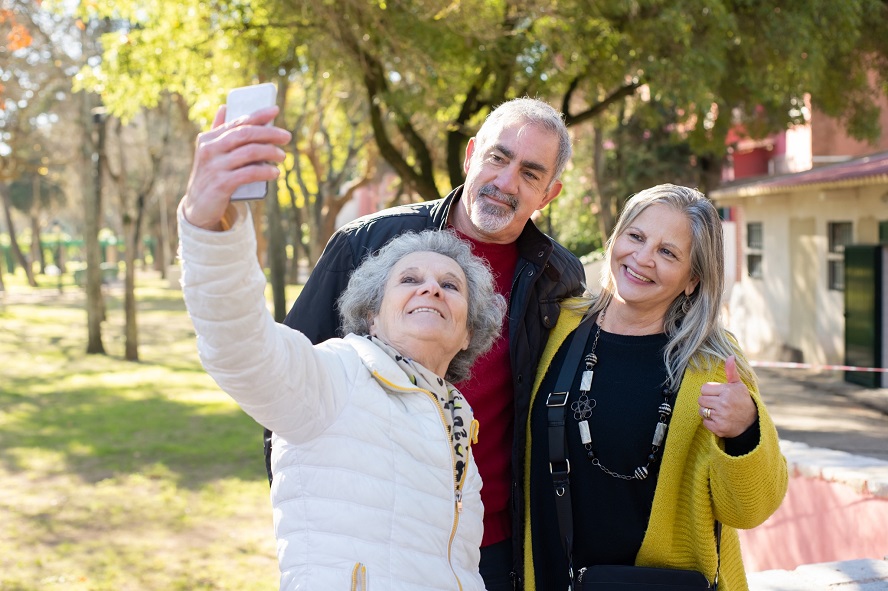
(750, 360, 888, 373)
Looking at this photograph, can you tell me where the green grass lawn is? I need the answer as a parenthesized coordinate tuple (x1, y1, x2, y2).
(0, 270, 303, 590)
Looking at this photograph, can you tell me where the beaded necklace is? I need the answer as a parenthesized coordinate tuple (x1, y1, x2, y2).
(569, 307, 675, 481)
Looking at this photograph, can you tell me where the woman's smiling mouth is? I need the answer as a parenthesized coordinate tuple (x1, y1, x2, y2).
(624, 265, 653, 283)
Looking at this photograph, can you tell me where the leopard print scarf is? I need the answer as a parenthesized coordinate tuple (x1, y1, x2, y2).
(368, 335, 477, 491)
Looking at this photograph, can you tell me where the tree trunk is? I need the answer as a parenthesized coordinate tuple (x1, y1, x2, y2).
(591, 122, 618, 243)
(156, 191, 170, 277)
(30, 179, 45, 274)
(30, 215, 44, 274)
(334, 22, 440, 202)
(318, 173, 374, 250)
(0, 233, 6, 292)
(695, 153, 725, 197)
(83, 96, 107, 355)
(123, 206, 139, 361)
(250, 198, 267, 267)
(286, 201, 306, 283)
(266, 187, 287, 322)
(108, 114, 142, 363)
(255, 75, 285, 321)
(0, 182, 37, 287)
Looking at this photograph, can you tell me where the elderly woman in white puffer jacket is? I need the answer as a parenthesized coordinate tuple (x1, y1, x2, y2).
(178, 104, 505, 590)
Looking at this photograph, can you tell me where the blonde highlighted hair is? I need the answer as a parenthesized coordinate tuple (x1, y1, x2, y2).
(578, 184, 754, 390)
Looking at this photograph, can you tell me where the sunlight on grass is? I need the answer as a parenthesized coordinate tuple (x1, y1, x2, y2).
(64, 364, 215, 392)
(0, 270, 301, 590)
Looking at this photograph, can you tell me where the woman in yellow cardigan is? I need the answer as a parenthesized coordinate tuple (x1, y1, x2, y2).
(523, 184, 787, 591)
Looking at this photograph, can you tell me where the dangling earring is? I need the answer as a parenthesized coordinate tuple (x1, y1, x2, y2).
(681, 294, 692, 314)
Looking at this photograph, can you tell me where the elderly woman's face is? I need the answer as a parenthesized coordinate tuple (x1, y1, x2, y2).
(610, 203, 699, 316)
(369, 251, 471, 372)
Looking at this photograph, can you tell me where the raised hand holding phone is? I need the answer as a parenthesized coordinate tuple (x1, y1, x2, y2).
(181, 87, 290, 231)
(224, 83, 279, 200)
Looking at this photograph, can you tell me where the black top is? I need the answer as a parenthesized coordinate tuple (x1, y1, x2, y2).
(529, 326, 759, 588)
(530, 328, 670, 588)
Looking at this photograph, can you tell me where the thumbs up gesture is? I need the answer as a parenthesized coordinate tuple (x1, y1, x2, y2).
(698, 355, 758, 438)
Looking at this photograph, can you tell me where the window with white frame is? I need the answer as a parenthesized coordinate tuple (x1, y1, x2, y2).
(827, 221, 852, 291)
(746, 222, 763, 279)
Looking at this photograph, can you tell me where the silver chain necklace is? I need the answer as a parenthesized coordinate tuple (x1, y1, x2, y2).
(569, 306, 675, 481)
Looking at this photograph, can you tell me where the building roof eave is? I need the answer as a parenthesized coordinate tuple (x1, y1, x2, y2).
(712, 174, 888, 199)
(711, 150, 888, 200)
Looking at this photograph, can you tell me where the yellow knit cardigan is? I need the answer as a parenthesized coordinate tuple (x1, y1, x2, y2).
(522, 306, 788, 591)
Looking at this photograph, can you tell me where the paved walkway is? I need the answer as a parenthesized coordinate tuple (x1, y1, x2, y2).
(755, 367, 888, 462)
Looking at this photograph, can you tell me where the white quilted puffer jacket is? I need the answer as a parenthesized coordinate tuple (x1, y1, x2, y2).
(179, 203, 485, 591)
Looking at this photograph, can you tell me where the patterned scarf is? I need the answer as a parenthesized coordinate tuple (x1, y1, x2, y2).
(368, 335, 476, 489)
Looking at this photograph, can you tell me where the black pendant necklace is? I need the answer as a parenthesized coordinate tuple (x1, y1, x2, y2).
(569, 307, 675, 481)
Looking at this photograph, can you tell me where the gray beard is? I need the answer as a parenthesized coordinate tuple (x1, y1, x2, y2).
(470, 187, 518, 234)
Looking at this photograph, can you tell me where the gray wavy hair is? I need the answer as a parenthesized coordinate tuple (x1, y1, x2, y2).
(583, 183, 754, 391)
(474, 97, 573, 189)
(338, 230, 506, 383)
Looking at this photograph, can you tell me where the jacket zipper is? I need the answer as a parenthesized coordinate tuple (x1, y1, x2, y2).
(351, 562, 367, 590)
(372, 372, 472, 590)
(447, 417, 480, 590)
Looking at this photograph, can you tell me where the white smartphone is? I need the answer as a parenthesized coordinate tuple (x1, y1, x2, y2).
(224, 83, 278, 200)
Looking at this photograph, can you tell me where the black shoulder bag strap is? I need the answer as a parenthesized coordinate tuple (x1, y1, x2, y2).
(546, 312, 598, 581)
(546, 313, 723, 589)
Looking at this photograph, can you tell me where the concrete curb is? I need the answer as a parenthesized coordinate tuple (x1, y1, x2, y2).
(748, 558, 888, 591)
(780, 440, 888, 498)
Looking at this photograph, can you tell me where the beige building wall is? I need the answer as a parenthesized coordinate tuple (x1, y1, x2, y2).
(717, 184, 888, 365)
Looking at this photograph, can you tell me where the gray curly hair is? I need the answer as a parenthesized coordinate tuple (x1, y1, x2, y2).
(338, 230, 506, 383)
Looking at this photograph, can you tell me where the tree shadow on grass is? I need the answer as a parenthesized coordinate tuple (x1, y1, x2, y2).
(0, 281, 279, 490)
(0, 374, 268, 490)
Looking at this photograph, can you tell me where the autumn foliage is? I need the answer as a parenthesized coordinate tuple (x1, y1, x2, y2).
(1, 8, 35, 52)
(1, 6, 36, 105)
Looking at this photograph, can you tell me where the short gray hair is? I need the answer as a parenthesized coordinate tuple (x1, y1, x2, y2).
(338, 230, 506, 383)
(475, 97, 573, 187)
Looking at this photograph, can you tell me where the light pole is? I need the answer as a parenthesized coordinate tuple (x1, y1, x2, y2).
(52, 220, 62, 293)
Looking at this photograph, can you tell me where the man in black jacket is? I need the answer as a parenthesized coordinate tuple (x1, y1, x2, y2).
(274, 98, 585, 590)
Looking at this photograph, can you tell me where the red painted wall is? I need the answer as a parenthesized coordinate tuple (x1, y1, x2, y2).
(739, 475, 888, 572)
(732, 147, 773, 178)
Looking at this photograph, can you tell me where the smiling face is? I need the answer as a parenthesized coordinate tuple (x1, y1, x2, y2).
(453, 119, 563, 244)
(610, 203, 700, 319)
(369, 251, 471, 376)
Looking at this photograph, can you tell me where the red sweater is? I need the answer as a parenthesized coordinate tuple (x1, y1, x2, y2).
(453, 229, 518, 547)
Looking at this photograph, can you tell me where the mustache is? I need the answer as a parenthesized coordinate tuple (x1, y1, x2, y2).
(478, 184, 519, 210)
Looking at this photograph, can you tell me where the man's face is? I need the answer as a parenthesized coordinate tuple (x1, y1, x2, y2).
(455, 119, 563, 244)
